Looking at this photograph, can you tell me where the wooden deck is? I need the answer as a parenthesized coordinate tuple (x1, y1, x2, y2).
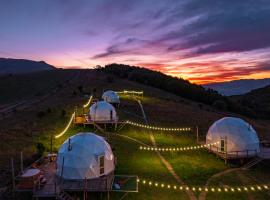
(207, 144, 258, 160)
(61, 172, 114, 192)
(33, 160, 59, 198)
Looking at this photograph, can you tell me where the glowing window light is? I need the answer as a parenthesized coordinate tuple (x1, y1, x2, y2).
(55, 112, 75, 139)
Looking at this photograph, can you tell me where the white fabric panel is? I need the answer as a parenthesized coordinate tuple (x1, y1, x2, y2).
(102, 90, 120, 104)
(89, 101, 117, 122)
(206, 117, 260, 156)
(56, 132, 115, 180)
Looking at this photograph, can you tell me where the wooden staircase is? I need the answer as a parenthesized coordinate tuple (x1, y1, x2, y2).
(57, 190, 75, 200)
(242, 157, 263, 169)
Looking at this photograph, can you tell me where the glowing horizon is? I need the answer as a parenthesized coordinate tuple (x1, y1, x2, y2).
(1, 0, 270, 84)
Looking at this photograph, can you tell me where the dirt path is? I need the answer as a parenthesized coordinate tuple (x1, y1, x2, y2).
(198, 168, 245, 200)
(136, 98, 197, 200)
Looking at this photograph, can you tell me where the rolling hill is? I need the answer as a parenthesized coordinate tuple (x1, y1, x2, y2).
(231, 85, 270, 119)
(204, 78, 270, 96)
(0, 68, 270, 200)
(0, 58, 55, 74)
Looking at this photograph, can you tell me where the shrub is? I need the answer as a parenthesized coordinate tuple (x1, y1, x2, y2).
(36, 142, 45, 156)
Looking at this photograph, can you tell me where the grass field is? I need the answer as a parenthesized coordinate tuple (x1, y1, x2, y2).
(0, 69, 270, 200)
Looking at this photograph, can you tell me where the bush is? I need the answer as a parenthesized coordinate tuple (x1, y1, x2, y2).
(36, 142, 45, 156)
(106, 75, 114, 83)
(36, 111, 46, 118)
(213, 100, 228, 111)
(61, 109, 66, 117)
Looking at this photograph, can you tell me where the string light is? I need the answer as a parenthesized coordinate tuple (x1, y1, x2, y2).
(117, 90, 144, 95)
(83, 95, 93, 108)
(126, 120, 192, 132)
(55, 112, 75, 139)
(139, 142, 220, 152)
(136, 178, 269, 193)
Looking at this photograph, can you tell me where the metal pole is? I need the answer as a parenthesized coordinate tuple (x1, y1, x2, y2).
(11, 157, 15, 197)
(225, 136, 228, 164)
(196, 126, 199, 143)
(20, 151, 23, 173)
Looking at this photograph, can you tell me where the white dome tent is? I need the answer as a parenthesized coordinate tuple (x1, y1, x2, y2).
(56, 132, 115, 180)
(102, 90, 120, 104)
(206, 117, 260, 158)
(89, 101, 118, 122)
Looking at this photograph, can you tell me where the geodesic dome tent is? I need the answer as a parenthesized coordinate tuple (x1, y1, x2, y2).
(206, 117, 260, 157)
(56, 132, 115, 180)
(89, 101, 118, 122)
(102, 90, 120, 104)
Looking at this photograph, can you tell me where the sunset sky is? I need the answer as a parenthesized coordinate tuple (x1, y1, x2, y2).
(0, 0, 270, 84)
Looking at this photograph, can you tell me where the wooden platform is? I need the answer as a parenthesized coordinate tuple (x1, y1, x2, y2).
(33, 160, 59, 198)
(62, 172, 114, 192)
(16, 157, 115, 198)
(207, 144, 258, 160)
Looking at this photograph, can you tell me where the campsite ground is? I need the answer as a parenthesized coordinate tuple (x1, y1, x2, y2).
(0, 69, 270, 200)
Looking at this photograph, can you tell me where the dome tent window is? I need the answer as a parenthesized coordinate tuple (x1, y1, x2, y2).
(99, 155, 105, 175)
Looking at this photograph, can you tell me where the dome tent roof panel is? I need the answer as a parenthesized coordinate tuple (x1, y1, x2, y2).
(56, 132, 115, 180)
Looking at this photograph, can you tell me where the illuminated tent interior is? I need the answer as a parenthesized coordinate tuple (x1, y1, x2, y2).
(102, 90, 120, 104)
(56, 132, 115, 180)
(206, 117, 260, 157)
(89, 101, 118, 122)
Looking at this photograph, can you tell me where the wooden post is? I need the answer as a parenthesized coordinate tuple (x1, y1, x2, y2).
(20, 151, 23, 173)
(11, 157, 15, 198)
(225, 136, 228, 164)
(196, 126, 199, 143)
(50, 135, 53, 154)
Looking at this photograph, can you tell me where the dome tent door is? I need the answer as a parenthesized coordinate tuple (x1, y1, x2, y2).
(219, 136, 227, 153)
(99, 155, 105, 175)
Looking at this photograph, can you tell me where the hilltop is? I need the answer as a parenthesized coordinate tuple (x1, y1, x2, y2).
(0, 58, 55, 74)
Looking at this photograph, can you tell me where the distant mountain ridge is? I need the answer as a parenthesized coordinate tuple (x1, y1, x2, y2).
(204, 78, 270, 96)
(0, 58, 55, 74)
